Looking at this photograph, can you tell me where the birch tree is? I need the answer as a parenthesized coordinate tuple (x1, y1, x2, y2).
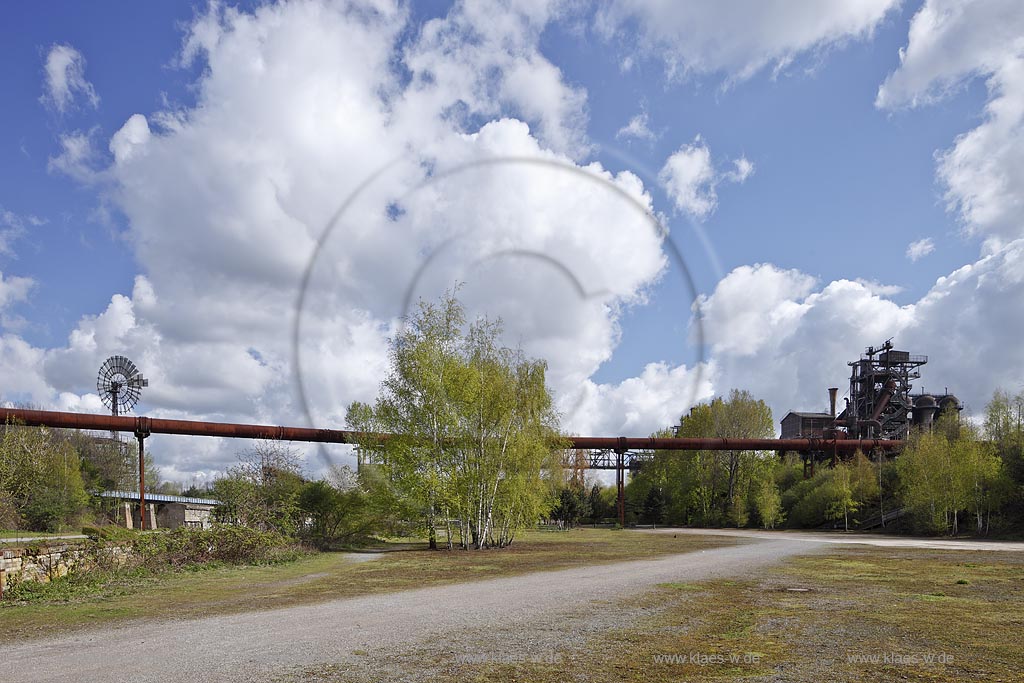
(347, 292, 562, 549)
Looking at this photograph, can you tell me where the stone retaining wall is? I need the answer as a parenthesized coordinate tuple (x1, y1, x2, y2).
(0, 541, 130, 597)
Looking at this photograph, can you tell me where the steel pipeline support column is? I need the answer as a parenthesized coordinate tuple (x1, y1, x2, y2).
(135, 418, 151, 530)
(615, 438, 627, 528)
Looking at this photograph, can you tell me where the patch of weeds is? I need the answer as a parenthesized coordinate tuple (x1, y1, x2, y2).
(3, 566, 151, 605)
(919, 591, 949, 601)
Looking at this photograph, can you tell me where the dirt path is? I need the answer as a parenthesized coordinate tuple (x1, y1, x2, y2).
(648, 527, 1024, 551)
(2, 538, 812, 683)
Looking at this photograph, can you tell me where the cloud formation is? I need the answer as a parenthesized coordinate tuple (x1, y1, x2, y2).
(616, 111, 655, 141)
(40, 44, 99, 113)
(659, 137, 753, 218)
(12, 0, 1023, 484)
(17, 0, 701, 481)
(597, 0, 900, 82)
(906, 237, 936, 262)
(0, 271, 33, 313)
(0, 208, 43, 257)
(878, 0, 1024, 253)
(697, 243, 1024, 424)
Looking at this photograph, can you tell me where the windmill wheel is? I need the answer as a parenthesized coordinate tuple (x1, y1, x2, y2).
(97, 355, 148, 415)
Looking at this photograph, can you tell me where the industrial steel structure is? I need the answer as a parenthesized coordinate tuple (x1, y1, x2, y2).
(838, 340, 927, 440)
(780, 339, 962, 476)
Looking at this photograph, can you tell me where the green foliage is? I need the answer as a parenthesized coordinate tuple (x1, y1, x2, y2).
(0, 423, 90, 531)
(626, 390, 776, 527)
(586, 484, 616, 523)
(753, 471, 784, 529)
(551, 483, 591, 527)
(131, 525, 302, 569)
(782, 453, 878, 529)
(66, 431, 159, 493)
(347, 290, 563, 549)
(296, 471, 390, 548)
(642, 486, 666, 525)
(898, 414, 1010, 535)
(823, 465, 857, 530)
(985, 389, 1024, 487)
(211, 441, 305, 535)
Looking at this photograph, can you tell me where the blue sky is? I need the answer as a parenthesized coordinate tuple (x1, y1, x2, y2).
(2, 1, 1022, 481)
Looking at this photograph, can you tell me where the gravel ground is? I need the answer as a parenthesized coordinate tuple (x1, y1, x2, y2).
(1, 538, 813, 683)
(648, 528, 1024, 552)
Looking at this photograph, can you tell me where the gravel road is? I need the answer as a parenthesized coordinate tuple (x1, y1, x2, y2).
(649, 528, 1024, 551)
(2, 538, 812, 683)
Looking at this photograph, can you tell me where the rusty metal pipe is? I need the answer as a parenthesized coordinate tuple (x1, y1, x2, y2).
(0, 407, 903, 453)
(567, 435, 900, 452)
(0, 408, 371, 444)
(869, 380, 897, 423)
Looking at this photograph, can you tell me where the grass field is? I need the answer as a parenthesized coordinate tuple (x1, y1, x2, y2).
(0, 529, 736, 643)
(407, 545, 1024, 683)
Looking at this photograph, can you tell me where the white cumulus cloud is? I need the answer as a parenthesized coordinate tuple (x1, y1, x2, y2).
(13, 0, 705, 478)
(0, 271, 34, 313)
(697, 241, 1024, 427)
(878, 0, 1024, 253)
(659, 137, 753, 219)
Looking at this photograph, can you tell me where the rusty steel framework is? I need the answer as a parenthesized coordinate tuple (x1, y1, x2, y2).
(0, 407, 904, 527)
(838, 340, 927, 440)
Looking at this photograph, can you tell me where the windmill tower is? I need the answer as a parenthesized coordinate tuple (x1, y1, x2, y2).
(96, 356, 149, 528)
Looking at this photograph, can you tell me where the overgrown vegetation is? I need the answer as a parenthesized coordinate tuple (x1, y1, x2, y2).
(0, 424, 90, 531)
(5, 298, 1024, 550)
(897, 419, 1011, 534)
(1, 419, 162, 532)
(2, 524, 302, 605)
(619, 389, 1024, 536)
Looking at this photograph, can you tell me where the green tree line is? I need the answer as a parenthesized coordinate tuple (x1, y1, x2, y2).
(0, 422, 161, 532)
(609, 389, 1024, 536)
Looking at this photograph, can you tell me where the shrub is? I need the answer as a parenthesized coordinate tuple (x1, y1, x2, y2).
(130, 525, 303, 570)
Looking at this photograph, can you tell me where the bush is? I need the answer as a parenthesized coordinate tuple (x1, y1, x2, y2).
(130, 525, 303, 570)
